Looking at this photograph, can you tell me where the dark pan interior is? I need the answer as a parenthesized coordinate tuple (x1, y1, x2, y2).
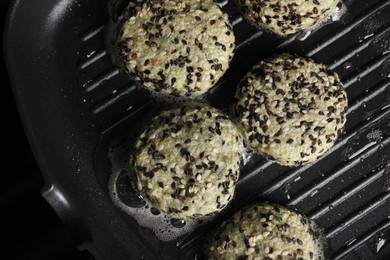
(4, 0, 390, 259)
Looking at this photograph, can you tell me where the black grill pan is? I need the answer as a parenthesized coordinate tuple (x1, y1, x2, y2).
(4, 0, 390, 259)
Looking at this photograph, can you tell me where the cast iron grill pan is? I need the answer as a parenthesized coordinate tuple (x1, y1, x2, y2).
(4, 0, 390, 259)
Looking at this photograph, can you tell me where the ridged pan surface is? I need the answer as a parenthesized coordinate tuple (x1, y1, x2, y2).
(4, 0, 390, 259)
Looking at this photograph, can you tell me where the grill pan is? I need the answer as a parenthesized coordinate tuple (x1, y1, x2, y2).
(4, 0, 390, 259)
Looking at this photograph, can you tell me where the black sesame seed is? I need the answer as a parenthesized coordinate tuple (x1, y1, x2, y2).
(243, 238, 250, 247)
(171, 77, 176, 85)
(184, 164, 193, 176)
(144, 171, 154, 178)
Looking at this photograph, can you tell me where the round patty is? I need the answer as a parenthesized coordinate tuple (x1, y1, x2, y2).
(234, 0, 339, 35)
(208, 202, 318, 260)
(234, 53, 348, 166)
(130, 104, 243, 219)
(118, 0, 235, 97)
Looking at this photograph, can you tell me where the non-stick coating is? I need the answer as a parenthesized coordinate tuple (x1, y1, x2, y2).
(4, 0, 390, 259)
